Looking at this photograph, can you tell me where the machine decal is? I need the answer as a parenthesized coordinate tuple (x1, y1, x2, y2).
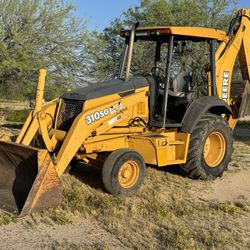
(222, 71, 230, 101)
(85, 102, 123, 125)
(108, 114, 122, 126)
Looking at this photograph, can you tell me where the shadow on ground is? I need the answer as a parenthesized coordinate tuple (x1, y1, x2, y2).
(69, 160, 185, 193)
(1, 123, 23, 129)
(69, 163, 105, 191)
(2, 121, 250, 192)
(68, 131, 250, 192)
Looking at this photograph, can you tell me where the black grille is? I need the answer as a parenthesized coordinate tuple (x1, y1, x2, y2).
(57, 99, 84, 131)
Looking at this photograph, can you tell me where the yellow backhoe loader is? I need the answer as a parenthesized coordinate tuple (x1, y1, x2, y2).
(0, 9, 250, 216)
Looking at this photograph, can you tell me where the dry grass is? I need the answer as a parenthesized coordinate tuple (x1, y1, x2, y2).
(0, 138, 249, 249)
(0, 212, 16, 225)
(0, 110, 249, 248)
(5, 109, 29, 122)
(23, 136, 248, 249)
(57, 138, 250, 249)
(0, 99, 30, 110)
(55, 169, 249, 249)
(34, 239, 106, 250)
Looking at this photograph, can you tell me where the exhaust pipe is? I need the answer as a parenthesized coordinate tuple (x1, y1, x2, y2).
(125, 22, 139, 81)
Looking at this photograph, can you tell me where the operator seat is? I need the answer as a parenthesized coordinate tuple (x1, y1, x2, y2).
(146, 76, 162, 126)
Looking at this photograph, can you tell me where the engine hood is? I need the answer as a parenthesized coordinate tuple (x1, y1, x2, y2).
(62, 76, 149, 101)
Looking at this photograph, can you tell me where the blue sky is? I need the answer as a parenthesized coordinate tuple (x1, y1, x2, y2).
(72, 0, 140, 30)
(72, 0, 249, 31)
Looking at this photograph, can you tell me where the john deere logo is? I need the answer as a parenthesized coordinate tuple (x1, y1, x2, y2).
(222, 71, 229, 101)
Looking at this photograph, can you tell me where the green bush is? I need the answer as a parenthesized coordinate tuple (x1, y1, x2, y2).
(6, 110, 29, 122)
(45, 84, 69, 101)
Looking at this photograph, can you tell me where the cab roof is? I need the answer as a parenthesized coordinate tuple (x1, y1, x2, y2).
(120, 26, 227, 42)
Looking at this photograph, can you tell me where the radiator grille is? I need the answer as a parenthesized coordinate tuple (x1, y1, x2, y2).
(57, 99, 84, 131)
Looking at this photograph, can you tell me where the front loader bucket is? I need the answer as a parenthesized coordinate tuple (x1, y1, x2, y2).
(0, 141, 62, 216)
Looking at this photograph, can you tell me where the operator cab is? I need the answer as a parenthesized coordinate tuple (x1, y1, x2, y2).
(120, 26, 226, 128)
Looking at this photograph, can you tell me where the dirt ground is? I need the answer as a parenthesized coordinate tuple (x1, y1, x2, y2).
(0, 167, 249, 250)
(0, 218, 126, 250)
(0, 111, 249, 249)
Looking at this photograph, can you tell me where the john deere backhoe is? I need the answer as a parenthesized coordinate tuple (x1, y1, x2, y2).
(0, 9, 249, 216)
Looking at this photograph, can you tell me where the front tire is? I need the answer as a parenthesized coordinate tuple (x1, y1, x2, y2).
(102, 149, 146, 195)
(180, 114, 233, 179)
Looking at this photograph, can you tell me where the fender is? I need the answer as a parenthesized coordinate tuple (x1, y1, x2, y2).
(181, 96, 232, 133)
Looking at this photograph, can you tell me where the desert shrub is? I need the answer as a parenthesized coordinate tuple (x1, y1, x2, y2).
(6, 110, 29, 122)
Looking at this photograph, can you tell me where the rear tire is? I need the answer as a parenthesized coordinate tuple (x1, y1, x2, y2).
(180, 114, 233, 180)
(102, 149, 146, 195)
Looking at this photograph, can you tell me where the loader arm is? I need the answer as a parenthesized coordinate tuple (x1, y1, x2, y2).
(54, 88, 148, 177)
(15, 69, 58, 146)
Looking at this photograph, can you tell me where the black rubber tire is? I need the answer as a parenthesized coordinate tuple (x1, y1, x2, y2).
(67, 158, 79, 173)
(180, 114, 233, 180)
(102, 149, 146, 196)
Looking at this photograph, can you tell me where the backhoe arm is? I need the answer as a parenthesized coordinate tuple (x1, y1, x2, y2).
(215, 9, 250, 103)
(238, 12, 250, 81)
(213, 9, 250, 127)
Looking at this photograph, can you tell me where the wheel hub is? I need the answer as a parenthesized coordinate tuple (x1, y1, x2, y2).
(121, 169, 130, 178)
(118, 160, 139, 188)
(203, 131, 226, 167)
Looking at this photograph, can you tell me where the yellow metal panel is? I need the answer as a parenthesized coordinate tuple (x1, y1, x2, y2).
(38, 112, 58, 152)
(16, 99, 58, 145)
(15, 111, 33, 144)
(128, 131, 190, 167)
(34, 69, 46, 115)
(20, 117, 40, 146)
(121, 26, 226, 41)
(175, 133, 190, 164)
(54, 87, 149, 176)
(84, 136, 128, 153)
(128, 136, 157, 165)
(20, 150, 62, 216)
(83, 87, 149, 128)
